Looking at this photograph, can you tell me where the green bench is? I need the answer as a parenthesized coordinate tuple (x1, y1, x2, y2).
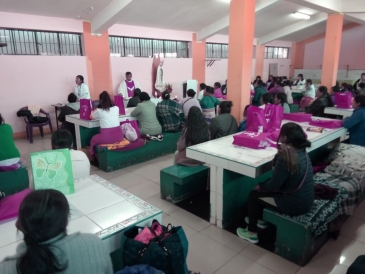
(0, 166, 29, 195)
(160, 165, 209, 204)
(95, 131, 182, 172)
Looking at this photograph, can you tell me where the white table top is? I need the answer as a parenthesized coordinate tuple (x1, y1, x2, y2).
(187, 119, 347, 178)
(65, 108, 137, 128)
(0, 175, 162, 261)
(324, 107, 353, 118)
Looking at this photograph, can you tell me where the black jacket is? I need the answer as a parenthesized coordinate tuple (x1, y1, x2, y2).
(127, 96, 139, 108)
(306, 95, 332, 117)
(58, 106, 79, 135)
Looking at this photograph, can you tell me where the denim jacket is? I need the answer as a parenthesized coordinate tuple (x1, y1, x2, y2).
(343, 107, 365, 146)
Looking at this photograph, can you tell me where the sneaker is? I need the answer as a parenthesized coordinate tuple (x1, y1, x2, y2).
(244, 217, 268, 229)
(157, 134, 163, 141)
(236, 227, 259, 244)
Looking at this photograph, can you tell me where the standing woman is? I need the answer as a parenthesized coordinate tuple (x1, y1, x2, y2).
(237, 123, 313, 244)
(74, 75, 90, 100)
(90, 91, 124, 156)
(0, 189, 113, 273)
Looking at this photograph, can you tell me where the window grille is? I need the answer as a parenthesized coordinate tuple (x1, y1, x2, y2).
(265, 46, 289, 59)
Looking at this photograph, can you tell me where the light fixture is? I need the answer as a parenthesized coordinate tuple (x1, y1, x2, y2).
(293, 12, 310, 20)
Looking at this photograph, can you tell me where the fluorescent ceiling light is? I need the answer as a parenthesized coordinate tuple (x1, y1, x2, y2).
(293, 12, 310, 19)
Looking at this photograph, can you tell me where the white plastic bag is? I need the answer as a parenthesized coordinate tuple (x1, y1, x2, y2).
(121, 123, 138, 141)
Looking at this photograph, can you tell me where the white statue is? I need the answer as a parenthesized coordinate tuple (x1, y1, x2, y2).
(154, 59, 165, 94)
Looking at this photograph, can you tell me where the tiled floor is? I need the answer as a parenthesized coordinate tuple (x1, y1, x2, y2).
(15, 134, 365, 274)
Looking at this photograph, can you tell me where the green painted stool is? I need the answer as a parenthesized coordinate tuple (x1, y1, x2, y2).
(289, 104, 299, 113)
(160, 165, 209, 204)
(0, 166, 29, 195)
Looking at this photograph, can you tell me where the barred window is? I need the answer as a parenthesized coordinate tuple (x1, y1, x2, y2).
(265, 46, 289, 59)
(0, 29, 82, 56)
(206, 43, 229, 58)
(109, 36, 189, 58)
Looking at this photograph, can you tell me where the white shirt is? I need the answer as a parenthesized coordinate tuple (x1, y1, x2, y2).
(284, 86, 293, 104)
(70, 150, 90, 180)
(75, 83, 90, 100)
(304, 84, 316, 98)
(91, 106, 120, 129)
(179, 97, 202, 117)
(118, 80, 141, 98)
(196, 90, 204, 100)
(294, 79, 306, 87)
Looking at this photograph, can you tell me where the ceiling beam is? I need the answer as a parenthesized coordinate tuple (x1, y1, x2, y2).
(344, 13, 365, 24)
(196, 0, 281, 41)
(341, 0, 365, 13)
(284, 0, 342, 14)
(91, 0, 133, 34)
(258, 13, 327, 45)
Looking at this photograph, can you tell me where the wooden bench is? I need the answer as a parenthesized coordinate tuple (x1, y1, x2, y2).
(160, 165, 209, 204)
(0, 166, 29, 195)
(94, 131, 182, 172)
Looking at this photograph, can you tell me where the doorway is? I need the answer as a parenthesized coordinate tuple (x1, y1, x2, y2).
(269, 63, 278, 77)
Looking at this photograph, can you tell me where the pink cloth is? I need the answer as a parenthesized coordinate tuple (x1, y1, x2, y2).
(213, 88, 224, 98)
(125, 80, 135, 97)
(90, 126, 124, 155)
(0, 162, 21, 172)
(0, 189, 32, 221)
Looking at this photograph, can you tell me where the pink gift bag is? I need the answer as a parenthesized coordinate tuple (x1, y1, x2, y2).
(114, 95, 126, 115)
(335, 92, 352, 109)
(265, 104, 284, 131)
(0, 189, 32, 221)
(80, 99, 93, 120)
(134, 220, 163, 244)
(233, 131, 276, 149)
(283, 113, 312, 123)
(246, 106, 268, 132)
(120, 119, 141, 139)
(309, 119, 343, 129)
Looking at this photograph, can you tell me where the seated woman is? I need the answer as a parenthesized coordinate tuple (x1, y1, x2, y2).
(0, 189, 113, 273)
(90, 91, 124, 156)
(305, 86, 334, 117)
(283, 81, 293, 104)
(268, 81, 285, 95)
(293, 74, 306, 87)
(259, 93, 273, 109)
(131, 92, 162, 137)
(303, 79, 315, 98)
(175, 106, 210, 166)
(57, 93, 80, 149)
(238, 105, 250, 132)
(210, 101, 238, 139)
(213, 82, 224, 98)
(200, 86, 221, 122)
(127, 88, 141, 108)
(179, 89, 201, 118)
(156, 91, 182, 132)
(330, 85, 341, 105)
(343, 95, 365, 146)
(274, 93, 290, 114)
(236, 123, 314, 243)
(51, 129, 90, 180)
(253, 76, 262, 85)
(0, 114, 21, 172)
(252, 80, 267, 107)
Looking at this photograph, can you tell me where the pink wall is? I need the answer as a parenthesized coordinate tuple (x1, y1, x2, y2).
(111, 57, 192, 98)
(0, 56, 88, 133)
(0, 12, 83, 32)
(304, 25, 365, 70)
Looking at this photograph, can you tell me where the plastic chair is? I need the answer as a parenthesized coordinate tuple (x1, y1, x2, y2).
(19, 107, 53, 144)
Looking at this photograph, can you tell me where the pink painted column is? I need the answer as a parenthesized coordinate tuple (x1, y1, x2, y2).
(255, 45, 265, 79)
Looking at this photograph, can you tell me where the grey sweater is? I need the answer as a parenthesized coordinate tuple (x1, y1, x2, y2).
(0, 232, 113, 274)
(130, 100, 162, 136)
(210, 113, 238, 139)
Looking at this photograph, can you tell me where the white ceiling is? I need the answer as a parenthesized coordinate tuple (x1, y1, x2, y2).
(0, 0, 356, 42)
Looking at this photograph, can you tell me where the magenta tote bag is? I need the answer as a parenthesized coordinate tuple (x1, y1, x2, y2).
(309, 119, 343, 129)
(0, 189, 32, 221)
(283, 113, 312, 123)
(114, 95, 126, 115)
(233, 131, 276, 149)
(246, 106, 268, 132)
(335, 92, 352, 109)
(265, 105, 284, 132)
(80, 99, 93, 120)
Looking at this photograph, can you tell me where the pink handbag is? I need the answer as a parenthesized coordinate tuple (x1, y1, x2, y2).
(0, 189, 32, 221)
(309, 119, 343, 129)
(233, 131, 277, 149)
(80, 99, 93, 120)
(120, 119, 141, 139)
(265, 104, 284, 131)
(114, 95, 126, 115)
(246, 106, 268, 132)
(300, 97, 314, 109)
(134, 220, 163, 244)
(283, 113, 312, 122)
(335, 92, 352, 109)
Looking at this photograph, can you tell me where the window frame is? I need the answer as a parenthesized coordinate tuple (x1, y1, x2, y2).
(264, 46, 289, 59)
(206, 43, 229, 59)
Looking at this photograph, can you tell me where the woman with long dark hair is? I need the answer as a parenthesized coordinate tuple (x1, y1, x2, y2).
(175, 106, 210, 166)
(90, 91, 124, 155)
(0, 189, 112, 273)
(274, 93, 290, 114)
(305, 86, 334, 117)
(237, 123, 314, 244)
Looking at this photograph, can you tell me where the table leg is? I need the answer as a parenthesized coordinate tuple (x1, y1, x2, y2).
(209, 165, 224, 228)
(75, 125, 81, 149)
(55, 107, 60, 129)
